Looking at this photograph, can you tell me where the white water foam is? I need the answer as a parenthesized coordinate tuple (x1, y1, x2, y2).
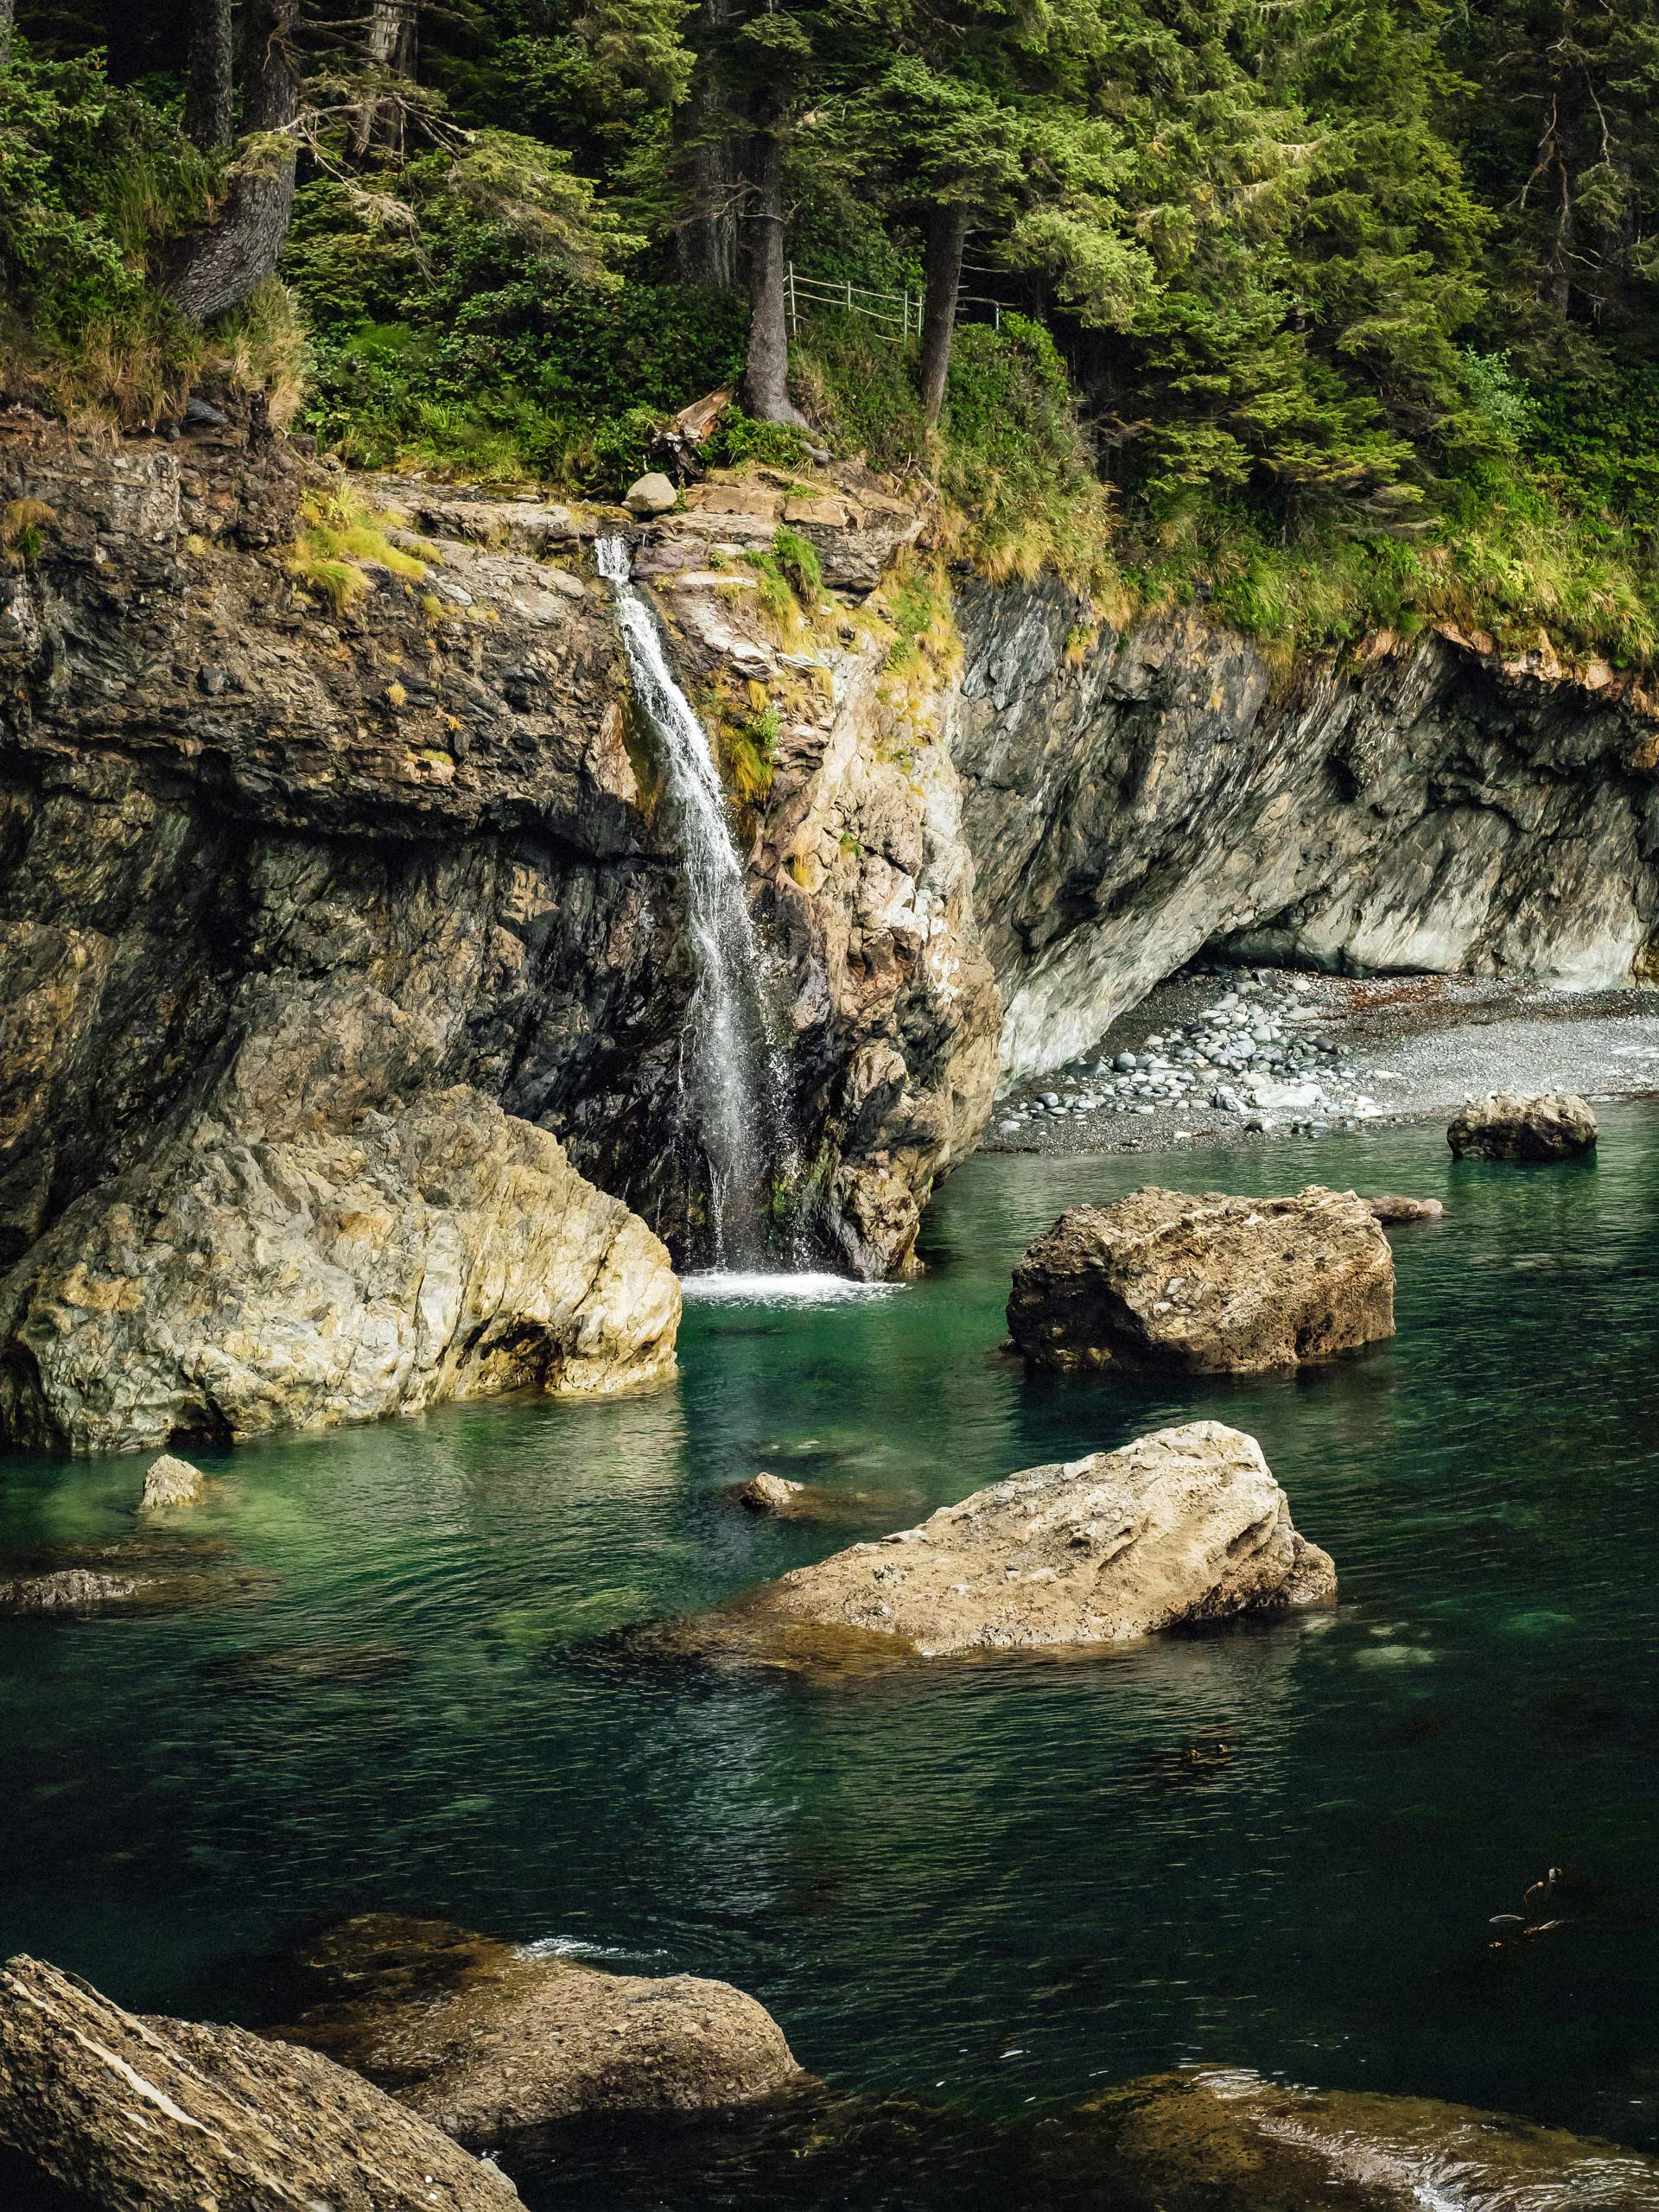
(680, 1270, 906, 1306)
(516, 1935, 669, 1964)
(596, 533, 798, 1267)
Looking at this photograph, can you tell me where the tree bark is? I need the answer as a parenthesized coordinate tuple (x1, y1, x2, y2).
(183, 0, 237, 152)
(352, 0, 419, 159)
(918, 200, 969, 426)
(672, 7, 741, 292)
(162, 0, 299, 327)
(0, 0, 15, 77)
(741, 127, 808, 427)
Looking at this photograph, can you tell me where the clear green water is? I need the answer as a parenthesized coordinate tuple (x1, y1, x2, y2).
(3, 1112, 1659, 2202)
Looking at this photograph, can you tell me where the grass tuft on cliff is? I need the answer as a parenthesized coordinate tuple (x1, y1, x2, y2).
(285, 486, 435, 616)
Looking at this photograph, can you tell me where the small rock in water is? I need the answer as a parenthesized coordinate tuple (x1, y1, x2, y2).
(736, 1472, 806, 1514)
(1365, 1193, 1445, 1224)
(141, 1453, 204, 1510)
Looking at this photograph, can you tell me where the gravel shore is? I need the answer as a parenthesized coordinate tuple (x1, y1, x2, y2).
(982, 969, 1659, 1158)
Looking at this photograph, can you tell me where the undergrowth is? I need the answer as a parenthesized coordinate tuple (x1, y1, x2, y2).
(284, 485, 435, 614)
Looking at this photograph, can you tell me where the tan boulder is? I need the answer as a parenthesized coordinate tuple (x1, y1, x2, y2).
(782, 496, 852, 527)
(1007, 1185, 1394, 1375)
(141, 1452, 204, 1507)
(1363, 1192, 1445, 1224)
(0, 1085, 679, 1452)
(736, 1471, 807, 1513)
(278, 1915, 801, 2148)
(623, 472, 677, 518)
(672, 1422, 1333, 1662)
(0, 1954, 518, 2210)
(1447, 1090, 1598, 1161)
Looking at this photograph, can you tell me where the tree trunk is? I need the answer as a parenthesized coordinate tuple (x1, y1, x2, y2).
(741, 127, 808, 427)
(672, 6, 741, 291)
(918, 200, 969, 426)
(352, 0, 419, 159)
(183, 0, 236, 152)
(162, 0, 299, 327)
(0, 0, 15, 77)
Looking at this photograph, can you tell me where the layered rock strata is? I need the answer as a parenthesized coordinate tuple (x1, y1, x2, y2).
(0, 1954, 518, 2210)
(1007, 1186, 1395, 1374)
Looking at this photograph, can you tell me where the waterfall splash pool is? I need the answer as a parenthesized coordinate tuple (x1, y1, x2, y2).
(3, 1110, 1658, 2205)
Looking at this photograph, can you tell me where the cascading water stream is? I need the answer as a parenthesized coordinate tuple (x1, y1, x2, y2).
(596, 532, 797, 1271)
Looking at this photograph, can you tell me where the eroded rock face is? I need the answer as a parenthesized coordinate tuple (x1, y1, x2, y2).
(0, 1953, 518, 2210)
(1446, 1090, 1599, 1160)
(1007, 1185, 1394, 1375)
(277, 1914, 801, 2147)
(671, 1422, 1334, 1662)
(1045, 2066, 1659, 2211)
(0, 1084, 679, 1452)
(953, 583, 1659, 1084)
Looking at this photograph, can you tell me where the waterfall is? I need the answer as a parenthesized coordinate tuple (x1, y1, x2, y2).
(596, 533, 794, 1268)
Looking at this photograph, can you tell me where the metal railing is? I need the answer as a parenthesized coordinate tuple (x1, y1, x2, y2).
(784, 263, 1015, 344)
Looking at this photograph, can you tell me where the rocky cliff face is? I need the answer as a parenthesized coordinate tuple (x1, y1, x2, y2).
(3, 415, 1657, 1451)
(954, 575, 1659, 1083)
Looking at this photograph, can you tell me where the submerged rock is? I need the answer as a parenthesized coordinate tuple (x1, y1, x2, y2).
(1007, 1185, 1394, 1375)
(0, 1567, 152, 1615)
(664, 1422, 1333, 1662)
(1044, 2065, 1659, 2211)
(0, 1953, 518, 2210)
(0, 1086, 680, 1453)
(1363, 1193, 1445, 1224)
(734, 1472, 807, 1513)
(278, 1914, 802, 2147)
(141, 1452, 204, 1508)
(1447, 1090, 1599, 1162)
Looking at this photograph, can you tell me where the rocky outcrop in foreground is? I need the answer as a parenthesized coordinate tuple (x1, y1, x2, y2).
(0, 1954, 517, 2209)
(669, 1422, 1333, 1662)
(1047, 2065, 1659, 2211)
(0, 1086, 678, 1453)
(1007, 1186, 1395, 1375)
(278, 1914, 801, 2147)
(1447, 1090, 1599, 1161)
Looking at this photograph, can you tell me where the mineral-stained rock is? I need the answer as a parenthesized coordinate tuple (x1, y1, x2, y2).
(1007, 1185, 1394, 1375)
(1363, 1193, 1445, 1224)
(736, 1472, 806, 1513)
(278, 1914, 802, 2148)
(0, 1085, 680, 1453)
(0, 1567, 151, 1614)
(1040, 2065, 1659, 2211)
(667, 1422, 1334, 1662)
(0, 1953, 518, 2210)
(140, 1452, 204, 1507)
(1446, 1090, 1599, 1161)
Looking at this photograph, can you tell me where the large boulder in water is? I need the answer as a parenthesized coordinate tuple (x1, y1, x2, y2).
(1042, 2065, 1659, 2210)
(0, 1953, 518, 2210)
(278, 1914, 803, 2148)
(0, 1085, 679, 1452)
(1446, 1090, 1598, 1162)
(1007, 1185, 1394, 1375)
(664, 1422, 1334, 1662)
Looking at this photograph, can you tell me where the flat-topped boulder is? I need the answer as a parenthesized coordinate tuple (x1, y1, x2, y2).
(1447, 1090, 1598, 1161)
(1007, 1185, 1394, 1375)
(0, 1954, 518, 2210)
(666, 1423, 1333, 1662)
(277, 1914, 802, 2148)
(1043, 2065, 1659, 2210)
